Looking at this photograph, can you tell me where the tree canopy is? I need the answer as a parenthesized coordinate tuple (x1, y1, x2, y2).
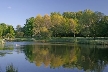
(1, 9, 108, 39)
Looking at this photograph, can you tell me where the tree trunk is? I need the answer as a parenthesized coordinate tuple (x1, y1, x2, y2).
(74, 33, 75, 38)
(74, 33, 77, 42)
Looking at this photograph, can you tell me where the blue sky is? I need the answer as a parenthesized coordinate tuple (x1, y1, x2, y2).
(0, 0, 108, 28)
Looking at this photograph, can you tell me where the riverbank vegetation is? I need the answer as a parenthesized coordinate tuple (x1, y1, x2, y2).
(0, 9, 108, 44)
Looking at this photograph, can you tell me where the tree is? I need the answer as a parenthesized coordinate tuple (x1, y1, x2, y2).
(0, 23, 15, 39)
(62, 12, 76, 19)
(33, 15, 43, 38)
(68, 18, 79, 38)
(0, 25, 3, 38)
(50, 12, 61, 17)
(43, 14, 52, 29)
(42, 14, 52, 38)
(97, 16, 108, 37)
(79, 9, 94, 37)
(6, 25, 15, 39)
(50, 13, 66, 37)
(23, 17, 34, 37)
(16, 25, 22, 32)
(15, 25, 24, 37)
(89, 11, 104, 39)
(0, 23, 8, 38)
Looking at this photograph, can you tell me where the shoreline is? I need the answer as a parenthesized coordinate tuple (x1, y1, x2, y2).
(4, 37, 108, 45)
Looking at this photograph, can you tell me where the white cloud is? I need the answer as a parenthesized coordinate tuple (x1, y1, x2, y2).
(7, 6, 12, 9)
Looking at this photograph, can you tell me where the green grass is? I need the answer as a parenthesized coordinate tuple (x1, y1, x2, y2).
(13, 38, 34, 41)
(48, 37, 74, 42)
(48, 37, 108, 45)
(77, 37, 108, 45)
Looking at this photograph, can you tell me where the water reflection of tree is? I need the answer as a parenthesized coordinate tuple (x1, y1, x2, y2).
(23, 44, 108, 72)
(6, 64, 18, 72)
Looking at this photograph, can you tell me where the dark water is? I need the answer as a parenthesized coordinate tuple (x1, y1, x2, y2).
(0, 42, 108, 72)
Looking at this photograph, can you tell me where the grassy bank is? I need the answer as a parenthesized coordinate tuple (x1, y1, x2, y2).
(6, 37, 108, 45)
(49, 37, 108, 45)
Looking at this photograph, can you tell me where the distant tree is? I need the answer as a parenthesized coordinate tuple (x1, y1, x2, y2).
(15, 25, 24, 37)
(16, 25, 22, 32)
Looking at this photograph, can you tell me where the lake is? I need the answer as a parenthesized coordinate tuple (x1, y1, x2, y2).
(0, 42, 108, 72)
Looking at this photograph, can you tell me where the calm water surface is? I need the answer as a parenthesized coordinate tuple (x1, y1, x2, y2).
(0, 42, 108, 72)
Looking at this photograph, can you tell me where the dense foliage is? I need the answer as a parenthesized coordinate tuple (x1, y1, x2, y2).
(21, 9, 108, 39)
(1, 9, 108, 39)
(0, 23, 15, 39)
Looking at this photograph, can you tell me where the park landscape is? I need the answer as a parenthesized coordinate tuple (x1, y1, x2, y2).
(0, 9, 108, 72)
(0, 0, 108, 72)
(0, 9, 108, 44)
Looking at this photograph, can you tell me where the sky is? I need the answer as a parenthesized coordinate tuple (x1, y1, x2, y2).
(0, 0, 108, 28)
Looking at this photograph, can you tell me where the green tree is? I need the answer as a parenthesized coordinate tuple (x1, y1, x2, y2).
(16, 25, 24, 37)
(89, 11, 104, 39)
(16, 25, 22, 32)
(23, 17, 34, 37)
(0, 23, 8, 38)
(6, 25, 15, 39)
(97, 16, 108, 37)
(68, 18, 79, 38)
(0, 25, 3, 38)
(79, 9, 94, 37)
(62, 12, 76, 19)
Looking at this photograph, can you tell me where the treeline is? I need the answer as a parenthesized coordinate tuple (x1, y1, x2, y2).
(1, 9, 108, 39)
(17, 9, 108, 39)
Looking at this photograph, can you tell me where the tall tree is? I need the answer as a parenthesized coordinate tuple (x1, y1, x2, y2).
(50, 13, 66, 37)
(79, 9, 94, 37)
(33, 15, 43, 37)
(43, 14, 52, 29)
(23, 17, 34, 37)
(68, 18, 79, 38)
(0, 23, 8, 38)
(6, 25, 15, 39)
(89, 11, 104, 39)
